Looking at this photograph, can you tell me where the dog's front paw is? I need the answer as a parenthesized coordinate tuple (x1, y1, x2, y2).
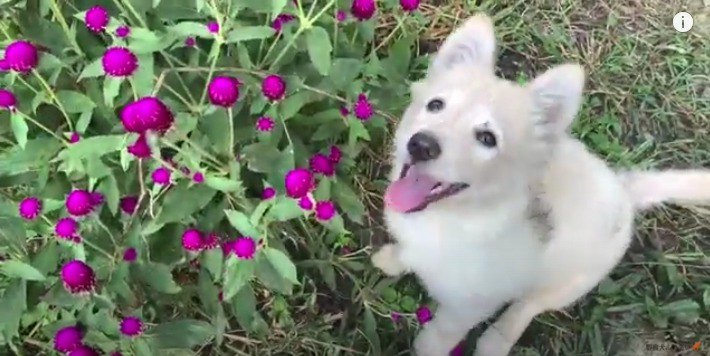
(371, 244, 406, 276)
(413, 327, 452, 356)
(474, 328, 513, 356)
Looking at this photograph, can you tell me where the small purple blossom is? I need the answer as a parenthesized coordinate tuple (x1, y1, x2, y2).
(450, 341, 465, 356)
(53, 326, 84, 353)
(284, 168, 314, 199)
(0, 89, 17, 110)
(55, 217, 79, 241)
(272, 14, 296, 33)
(336, 10, 348, 22)
(233, 237, 257, 259)
(151, 167, 171, 186)
(184, 37, 196, 47)
(18, 197, 42, 220)
(261, 74, 287, 101)
(85, 6, 110, 33)
(66, 189, 94, 216)
(203, 233, 220, 249)
(119, 196, 138, 215)
(120, 96, 175, 134)
(61, 260, 96, 294)
(123, 247, 137, 262)
(328, 145, 343, 163)
(309, 153, 336, 177)
(127, 133, 152, 159)
(116, 25, 131, 38)
(208, 76, 241, 107)
(182, 229, 204, 252)
(262, 187, 276, 200)
(221, 239, 236, 256)
(207, 21, 220, 34)
(69, 132, 81, 143)
(350, 0, 377, 21)
(119, 316, 144, 337)
(90, 192, 104, 207)
(298, 196, 313, 210)
(68, 345, 100, 356)
(352, 93, 374, 121)
(399, 0, 420, 12)
(192, 172, 205, 183)
(3, 40, 39, 73)
(255, 116, 275, 132)
(415, 305, 433, 324)
(315, 201, 336, 221)
(339, 106, 350, 117)
(390, 311, 402, 323)
(102, 47, 138, 77)
(0, 60, 9, 71)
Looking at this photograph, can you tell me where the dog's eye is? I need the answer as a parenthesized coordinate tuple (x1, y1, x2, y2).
(475, 130, 497, 148)
(426, 98, 445, 113)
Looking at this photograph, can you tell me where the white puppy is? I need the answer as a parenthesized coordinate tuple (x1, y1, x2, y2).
(371, 13, 710, 356)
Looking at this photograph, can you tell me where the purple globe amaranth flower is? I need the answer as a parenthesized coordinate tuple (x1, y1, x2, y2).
(192, 172, 204, 183)
(123, 247, 137, 262)
(208, 76, 241, 107)
(66, 189, 94, 216)
(116, 25, 130, 38)
(18, 197, 42, 220)
(127, 133, 152, 159)
(85, 6, 109, 33)
(336, 10, 348, 22)
(350, 0, 377, 21)
(339, 106, 350, 117)
(449, 342, 465, 356)
(261, 75, 286, 101)
(328, 145, 342, 163)
(69, 132, 81, 143)
(262, 187, 276, 200)
(221, 239, 236, 256)
(152, 167, 171, 186)
(284, 168, 314, 199)
(0, 59, 9, 71)
(207, 21, 220, 34)
(315, 201, 336, 221)
(203, 233, 220, 250)
(400, 0, 420, 12)
(53, 325, 84, 353)
(119, 316, 144, 337)
(182, 229, 204, 252)
(102, 47, 138, 77)
(390, 311, 402, 323)
(255, 116, 275, 132)
(68, 345, 100, 356)
(0, 89, 17, 110)
(416, 305, 433, 324)
(119, 196, 138, 215)
(298, 196, 313, 210)
(272, 14, 296, 33)
(353, 93, 374, 121)
(309, 153, 335, 177)
(184, 37, 196, 47)
(55, 217, 79, 240)
(233, 237, 256, 259)
(61, 260, 96, 294)
(120, 96, 175, 134)
(4, 40, 39, 73)
(90, 192, 104, 207)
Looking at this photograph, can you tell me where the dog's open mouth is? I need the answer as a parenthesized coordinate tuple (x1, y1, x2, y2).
(384, 163, 469, 213)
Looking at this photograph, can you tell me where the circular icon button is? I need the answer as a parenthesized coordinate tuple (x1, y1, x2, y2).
(673, 12, 693, 32)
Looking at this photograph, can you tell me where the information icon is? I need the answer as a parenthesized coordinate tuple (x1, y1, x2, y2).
(673, 12, 693, 33)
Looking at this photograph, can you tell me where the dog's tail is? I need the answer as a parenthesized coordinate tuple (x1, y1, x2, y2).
(620, 169, 710, 210)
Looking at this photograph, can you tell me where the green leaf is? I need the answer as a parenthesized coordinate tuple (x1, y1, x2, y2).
(201, 249, 223, 282)
(230, 284, 257, 331)
(306, 27, 332, 75)
(198, 110, 231, 156)
(97, 174, 120, 215)
(0, 137, 61, 177)
(56, 90, 96, 114)
(263, 247, 298, 284)
(330, 58, 363, 91)
(0, 260, 47, 281)
(704, 287, 710, 311)
(362, 307, 381, 354)
(254, 254, 292, 295)
(204, 175, 241, 193)
(132, 54, 155, 97)
(332, 181, 366, 224)
(129, 27, 175, 54)
(0, 216, 27, 254)
(169, 21, 212, 38)
(241, 142, 282, 173)
(0, 280, 26, 339)
(58, 135, 130, 161)
(659, 299, 701, 324)
(222, 259, 255, 301)
(225, 210, 260, 237)
(267, 196, 302, 221)
(9, 112, 29, 149)
(226, 26, 276, 43)
(147, 319, 215, 349)
(76, 111, 93, 133)
(136, 262, 181, 294)
(103, 76, 122, 107)
(78, 58, 104, 80)
(348, 118, 371, 147)
(145, 183, 217, 233)
(280, 91, 318, 121)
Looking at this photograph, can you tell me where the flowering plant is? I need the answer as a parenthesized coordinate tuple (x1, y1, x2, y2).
(0, 0, 435, 354)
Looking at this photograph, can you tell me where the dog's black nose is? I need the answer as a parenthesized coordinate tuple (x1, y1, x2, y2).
(407, 131, 441, 162)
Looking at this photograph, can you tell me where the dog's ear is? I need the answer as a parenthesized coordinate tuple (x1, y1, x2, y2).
(428, 14, 496, 77)
(527, 64, 585, 136)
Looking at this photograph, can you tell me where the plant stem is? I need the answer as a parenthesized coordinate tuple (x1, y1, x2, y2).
(48, 0, 82, 55)
(199, 41, 222, 106)
(17, 111, 68, 144)
(227, 107, 234, 158)
(31, 70, 74, 131)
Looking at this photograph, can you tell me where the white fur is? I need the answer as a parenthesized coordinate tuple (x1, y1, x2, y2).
(372, 14, 710, 356)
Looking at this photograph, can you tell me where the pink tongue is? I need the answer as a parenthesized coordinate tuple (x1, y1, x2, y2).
(385, 171, 439, 213)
